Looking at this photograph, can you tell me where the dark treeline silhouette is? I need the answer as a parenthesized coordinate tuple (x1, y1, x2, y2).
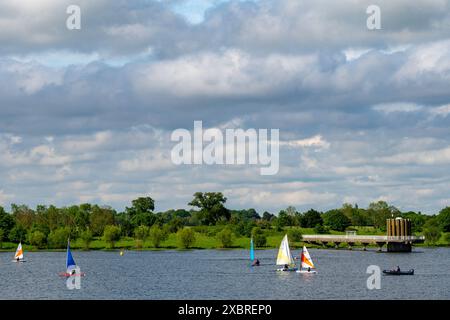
(0, 192, 449, 248)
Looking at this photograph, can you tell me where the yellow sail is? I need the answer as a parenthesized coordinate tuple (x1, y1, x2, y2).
(276, 235, 294, 265)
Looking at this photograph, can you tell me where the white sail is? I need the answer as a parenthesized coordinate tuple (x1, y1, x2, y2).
(14, 242, 24, 260)
(301, 246, 315, 269)
(276, 235, 294, 265)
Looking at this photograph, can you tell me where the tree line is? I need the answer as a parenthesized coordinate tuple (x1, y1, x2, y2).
(0, 192, 449, 249)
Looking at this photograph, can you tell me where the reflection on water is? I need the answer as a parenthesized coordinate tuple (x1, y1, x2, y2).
(0, 248, 448, 299)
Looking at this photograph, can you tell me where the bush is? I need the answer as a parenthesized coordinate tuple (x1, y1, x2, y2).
(48, 227, 71, 249)
(28, 231, 46, 248)
(313, 224, 328, 234)
(216, 227, 233, 248)
(177, 228, 196, 249)
(424, 226, 441, 245)
(149, 225, 167, 248)
(80, 229, 93, 250)
(444, 233, 450, 245)
(134, 224, 150, 236)
(288, 228, 303, 242)
(102, 225, 121, 249)
(251, 227, 267, 247)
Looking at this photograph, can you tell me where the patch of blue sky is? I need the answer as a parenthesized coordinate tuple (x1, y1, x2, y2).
(8, 48, 154, 68)
(170, 0, 257, 24)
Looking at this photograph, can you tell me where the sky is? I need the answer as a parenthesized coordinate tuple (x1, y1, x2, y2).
(0, 0, 449, 214)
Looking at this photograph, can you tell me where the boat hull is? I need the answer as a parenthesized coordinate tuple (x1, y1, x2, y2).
(276, 268, 298, 272)
(382, 269, 414, 275)
(296, 269, 317, 274)
(59, 272, 86, 277)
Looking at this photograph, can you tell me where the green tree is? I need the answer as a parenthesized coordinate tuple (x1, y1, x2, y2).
(177, 228, 196, 249)
(314, 224, 328, 234)
(80, 229, 93, 250)
(11, 204, 35, 229)
(402, 211, 427, 233)
(301, 209, 323, 228)
(235, 220, 255, 237)
(288, 228, 303, 242)
(424, 226, 441, 245)
(341, 203, 369, 226)
(47, 227, 71, 249)
(216, 227, 233, 248)
(437, 207, 450, 232)
(0, 206, 15, 236)
(423, 218, 441, 245)
(133, 225, 149, 249)
(276, 210, 293, 227)
(102, 225, 121, 249)
(251, 227, 267, 247)
(367, 201, 400, 230)
(9, 225, 28, 243)
(188, 192, 230, 225)
(28, 230, 46, 248)
(90, 206, 115, 236)
(0, 228, 4, 248)
(149, 225, 167, 248)
(262, 211, 274, 221)
(323, 209, 352, 231)
(127, 197, 155, 215)
(444, 232, 450, 244)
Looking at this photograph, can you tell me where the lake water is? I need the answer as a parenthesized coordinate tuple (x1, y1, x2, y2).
(0, 247, 448, 299)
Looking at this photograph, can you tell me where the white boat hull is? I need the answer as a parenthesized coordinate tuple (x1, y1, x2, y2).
(276, 268, 298, 272)
(296, 269, 317, 274)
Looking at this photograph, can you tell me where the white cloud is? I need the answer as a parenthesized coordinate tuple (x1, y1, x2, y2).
(284, 135, 330, 149)
(372, 102, 423, 114)
(0, 189, 14, 205)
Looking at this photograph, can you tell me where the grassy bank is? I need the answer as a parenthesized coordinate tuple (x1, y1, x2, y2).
(1, 227, 448, 252)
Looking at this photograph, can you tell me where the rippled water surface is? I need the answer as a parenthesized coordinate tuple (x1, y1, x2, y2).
(0, 247, 448, 299)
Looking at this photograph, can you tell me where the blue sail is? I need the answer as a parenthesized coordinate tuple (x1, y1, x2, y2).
(66, 240, 76, 269)
(250, 237, 255, 261)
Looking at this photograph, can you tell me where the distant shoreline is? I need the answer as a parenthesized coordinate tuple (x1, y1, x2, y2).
(0, 242, 447, 253)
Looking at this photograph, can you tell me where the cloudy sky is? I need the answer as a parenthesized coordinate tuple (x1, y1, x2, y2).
(0, 0, 449, 214)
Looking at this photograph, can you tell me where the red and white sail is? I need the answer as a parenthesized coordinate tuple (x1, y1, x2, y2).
(14, 242, 24, 260)
(300, 246, 315, 269)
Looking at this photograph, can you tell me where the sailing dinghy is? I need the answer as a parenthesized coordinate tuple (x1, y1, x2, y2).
(250, 237, 260, 266)
(296, 246, 317, 273)
(276, 235, 297, 271)
(12, 242, 26, 262)
(59, 239, 85, 277)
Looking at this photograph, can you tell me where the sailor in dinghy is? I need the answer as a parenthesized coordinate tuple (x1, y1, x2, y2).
(296, 246, 317, 274)
(12, 242, 26, 262)
(276, 235, 297, 271)
(60, 239, 85, 277)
